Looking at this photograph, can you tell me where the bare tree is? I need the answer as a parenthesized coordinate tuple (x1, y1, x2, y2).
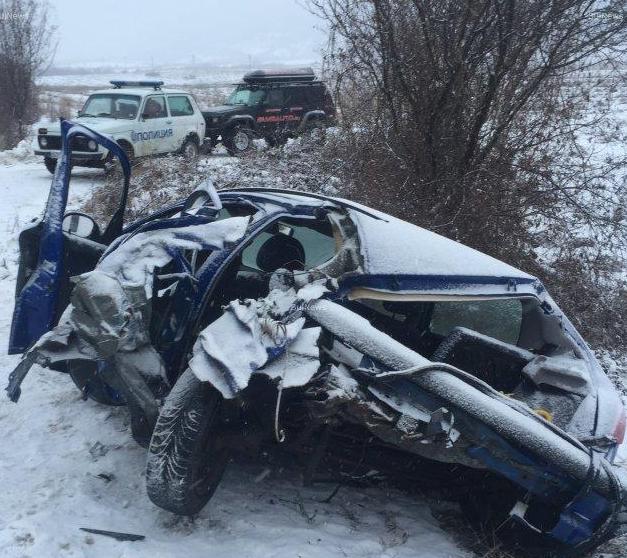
(312, 0, 627, 347)
(0, 0, 55, 149)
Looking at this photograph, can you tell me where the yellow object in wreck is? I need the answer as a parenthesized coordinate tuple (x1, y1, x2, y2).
(535, 409, 554, 422)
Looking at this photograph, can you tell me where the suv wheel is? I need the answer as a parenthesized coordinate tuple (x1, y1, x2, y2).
(44, 157, 57, 174)
(181, 137, 199, 159)
(224, 127, 253, 156)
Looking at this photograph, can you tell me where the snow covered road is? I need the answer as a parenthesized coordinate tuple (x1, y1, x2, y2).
(0, 161, 470, 558)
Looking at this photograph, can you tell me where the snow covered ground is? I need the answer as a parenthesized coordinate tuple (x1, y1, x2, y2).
(0, 159, 471, 558)
(0, 140, 625, 558)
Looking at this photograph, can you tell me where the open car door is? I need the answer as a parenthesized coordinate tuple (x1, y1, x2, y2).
(9, 120, 131, 354)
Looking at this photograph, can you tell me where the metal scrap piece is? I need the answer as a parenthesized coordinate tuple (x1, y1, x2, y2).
(79, 528, 145, 542)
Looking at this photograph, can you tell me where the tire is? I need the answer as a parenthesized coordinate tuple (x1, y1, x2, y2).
(181, 137, 199, 159)
(146, 368, 229, 515)
(44, 157, 57, 174)
(104, 142, 134, 174)
(67, 360, 126, 406)
(224, 126, 253, 156)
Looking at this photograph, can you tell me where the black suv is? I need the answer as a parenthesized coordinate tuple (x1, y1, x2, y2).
(203, 67, 335, 155)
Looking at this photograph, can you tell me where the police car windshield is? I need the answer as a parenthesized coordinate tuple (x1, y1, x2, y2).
(81, 94, 141, 119)
(226, 88, 265, 106)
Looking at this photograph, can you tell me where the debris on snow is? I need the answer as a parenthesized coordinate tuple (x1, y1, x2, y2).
(79, 528, 145, 542)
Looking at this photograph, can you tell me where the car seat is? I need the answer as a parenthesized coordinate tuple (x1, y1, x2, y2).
(256, 234, 306, 272)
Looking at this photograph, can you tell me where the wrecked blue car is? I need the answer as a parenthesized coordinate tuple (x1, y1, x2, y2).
(7, 121, 627, 555)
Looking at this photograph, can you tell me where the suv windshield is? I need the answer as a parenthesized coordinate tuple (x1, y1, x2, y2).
(81, 94, 141, 119)
(226, 87, 265, 106)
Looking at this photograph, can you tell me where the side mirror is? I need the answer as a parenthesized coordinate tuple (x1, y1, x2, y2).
(77, 109, 84, 117)
(62, 212, 100, 241)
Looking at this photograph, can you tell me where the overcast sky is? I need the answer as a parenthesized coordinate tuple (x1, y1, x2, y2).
(49, 0, 327, 66)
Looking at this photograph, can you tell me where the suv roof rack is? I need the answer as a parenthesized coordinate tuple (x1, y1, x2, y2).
(243, 67, 316, 84)
(110, 80, 164, 90)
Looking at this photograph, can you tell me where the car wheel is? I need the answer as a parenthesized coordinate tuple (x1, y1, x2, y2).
(146, 368, 229, 515)
(181, 137, 199, 159)
(224, 126, 253, 156)
(104, 142, 134, 174)
(67, 360, 126, 406)
(44, 157, 57, 174)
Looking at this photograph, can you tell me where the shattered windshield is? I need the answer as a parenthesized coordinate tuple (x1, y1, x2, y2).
(81, 94, 141, 119)
(226, 87, 265, 106)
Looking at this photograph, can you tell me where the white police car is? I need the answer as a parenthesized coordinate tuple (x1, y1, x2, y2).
(35, 81, 206, 174)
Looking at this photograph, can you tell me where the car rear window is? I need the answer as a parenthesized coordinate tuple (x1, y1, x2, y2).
(429, 298, 523, 345)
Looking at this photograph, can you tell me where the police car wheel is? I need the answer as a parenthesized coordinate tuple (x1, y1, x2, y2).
(104, 143, 134, 174)
(225, 127, 253, 155)
(181, 138, 199, 159)
(44, 157, 57, 174)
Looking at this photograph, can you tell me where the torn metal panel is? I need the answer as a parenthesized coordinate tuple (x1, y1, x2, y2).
(7, 217, 251, 404)
(188, 274, 329, 399)
(303, 299, 624, 497)
(99, 216, 249, 295)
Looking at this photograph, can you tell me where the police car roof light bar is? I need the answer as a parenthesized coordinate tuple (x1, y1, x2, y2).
(110, 80, 164, 90)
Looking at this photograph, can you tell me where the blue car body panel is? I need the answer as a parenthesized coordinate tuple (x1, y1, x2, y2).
(9, 120, 130, 354)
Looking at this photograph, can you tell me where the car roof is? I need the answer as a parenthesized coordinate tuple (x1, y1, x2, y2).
(346, 209, 534, 281)
(89, 88, 191, 97)
(219, 188, 535, 282)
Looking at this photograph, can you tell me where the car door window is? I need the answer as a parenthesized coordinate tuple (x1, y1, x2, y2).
(142, 95, 167, 119)
(286, 87, 308, 107)
(167, 95, 194, 116)
(265, 89, 285, 107)
(429, 298, 523, 344)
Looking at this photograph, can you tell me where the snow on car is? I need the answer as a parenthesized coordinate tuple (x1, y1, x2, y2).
(34, 81, 206, 174)
(7, 121, 627, 555)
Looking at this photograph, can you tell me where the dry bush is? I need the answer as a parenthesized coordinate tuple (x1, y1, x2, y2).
(80, 137, 343, 228)
(310, 0, 627, 350)
(0, 0, 56, 148)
